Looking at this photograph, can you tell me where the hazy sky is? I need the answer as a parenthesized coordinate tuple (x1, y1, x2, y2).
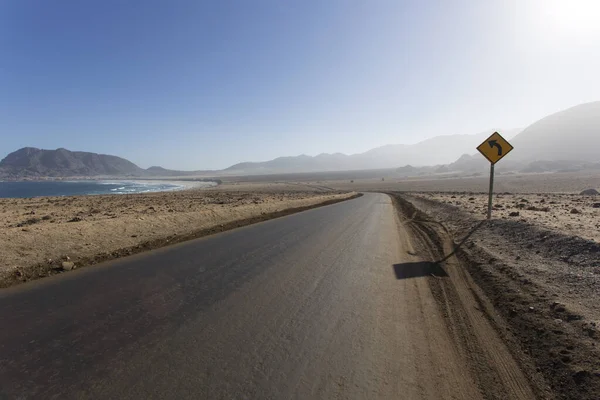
(1, 0, 599, 170)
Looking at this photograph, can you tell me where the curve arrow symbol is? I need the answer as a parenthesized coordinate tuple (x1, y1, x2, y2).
(488, 140, 503, 156)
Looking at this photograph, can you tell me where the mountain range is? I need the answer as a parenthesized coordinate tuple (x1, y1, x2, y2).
(1, 101, 599, 179)
(439, 102, 600, 175)
(223, 130, 521, 175)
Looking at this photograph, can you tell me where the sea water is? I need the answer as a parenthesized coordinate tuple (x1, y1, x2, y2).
(0, 180, 212, 198)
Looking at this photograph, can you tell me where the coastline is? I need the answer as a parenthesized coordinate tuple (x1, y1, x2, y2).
(0, 179, 219, 199)
(130, 179, 219, 190)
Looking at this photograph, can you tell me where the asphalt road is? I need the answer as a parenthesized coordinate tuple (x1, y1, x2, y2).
(0, 193, 534, 399)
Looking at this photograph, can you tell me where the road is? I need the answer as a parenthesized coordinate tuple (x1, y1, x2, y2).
(0, 193, 535, 399)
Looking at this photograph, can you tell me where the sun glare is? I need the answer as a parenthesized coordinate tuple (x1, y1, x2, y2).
(541, 0, 600, 38)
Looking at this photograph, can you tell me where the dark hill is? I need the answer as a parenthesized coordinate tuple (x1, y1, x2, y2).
(0, 147, 144, 178)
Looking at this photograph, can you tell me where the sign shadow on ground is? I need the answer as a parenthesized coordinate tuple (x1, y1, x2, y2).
(392, 261, 448, 280)
(392, 220, 486, 280)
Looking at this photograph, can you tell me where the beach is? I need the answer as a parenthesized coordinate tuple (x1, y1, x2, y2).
(0, 179, 217, 198)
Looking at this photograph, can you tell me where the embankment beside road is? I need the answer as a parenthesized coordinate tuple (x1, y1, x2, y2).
(391, 192, 600, 400)
(0, 190, 359, 288)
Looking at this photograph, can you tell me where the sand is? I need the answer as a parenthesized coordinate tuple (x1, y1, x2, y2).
(0, 184, 354, 286)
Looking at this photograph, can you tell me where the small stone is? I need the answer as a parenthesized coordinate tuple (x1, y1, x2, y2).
(529, 306, 535, 312)
(570, 208, 581, 214)
(61, 261, 75, 271)
(592, 203, 600, 208)
(509, 211, 520, 217)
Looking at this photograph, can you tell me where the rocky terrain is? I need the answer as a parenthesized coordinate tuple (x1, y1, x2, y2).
(418, 191, 600, 242)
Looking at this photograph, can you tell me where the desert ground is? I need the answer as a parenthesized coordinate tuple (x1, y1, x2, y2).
(1, 171, 599, 397)
(0, 183, 354, 287)
(316, 170, 600, 193)
(415, 192, 600, 242)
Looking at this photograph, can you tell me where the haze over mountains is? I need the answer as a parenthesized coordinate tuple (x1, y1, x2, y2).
(223, 129, 521, 175)
(1, 102, 599, 179)
(442, 102, 600, 175)
(0, 132, 515, 179)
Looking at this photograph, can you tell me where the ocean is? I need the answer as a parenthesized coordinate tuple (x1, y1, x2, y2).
(0, 180, 213, 198)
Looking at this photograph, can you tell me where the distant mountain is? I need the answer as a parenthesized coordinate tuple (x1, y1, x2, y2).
(0, 147, 144, 178)
(446, 153, 489, 173)
(223, 130, 521, 175)
(508, 102, 600, 163)
(445, 102, 600, 174)
(0, 130, 520, 179)
(0, 148, 217, 179)
(6, 100, 598, 179)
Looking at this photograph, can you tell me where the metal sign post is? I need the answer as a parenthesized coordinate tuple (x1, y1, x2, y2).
(477, 132, 514, 220)
(487, 163, 495, 220)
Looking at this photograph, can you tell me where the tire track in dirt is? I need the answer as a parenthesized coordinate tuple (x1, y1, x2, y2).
(390, 193, 543, 399)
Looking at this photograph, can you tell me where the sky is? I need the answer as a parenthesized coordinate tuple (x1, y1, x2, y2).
(1, 0, 599, 170)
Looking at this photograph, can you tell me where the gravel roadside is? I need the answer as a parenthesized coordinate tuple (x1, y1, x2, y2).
(393, 192, 600, 400)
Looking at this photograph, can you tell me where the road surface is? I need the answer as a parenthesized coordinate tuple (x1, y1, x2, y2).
(0, 193, 535, 399)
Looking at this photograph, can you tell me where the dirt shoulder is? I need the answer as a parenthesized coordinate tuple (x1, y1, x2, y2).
(392, 192, 600, 400)
(0, 188, 358, 288)
(389, 193, 547, 399)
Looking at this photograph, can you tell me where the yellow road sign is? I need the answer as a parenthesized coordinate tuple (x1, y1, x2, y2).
(477, 131, 514, 164)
